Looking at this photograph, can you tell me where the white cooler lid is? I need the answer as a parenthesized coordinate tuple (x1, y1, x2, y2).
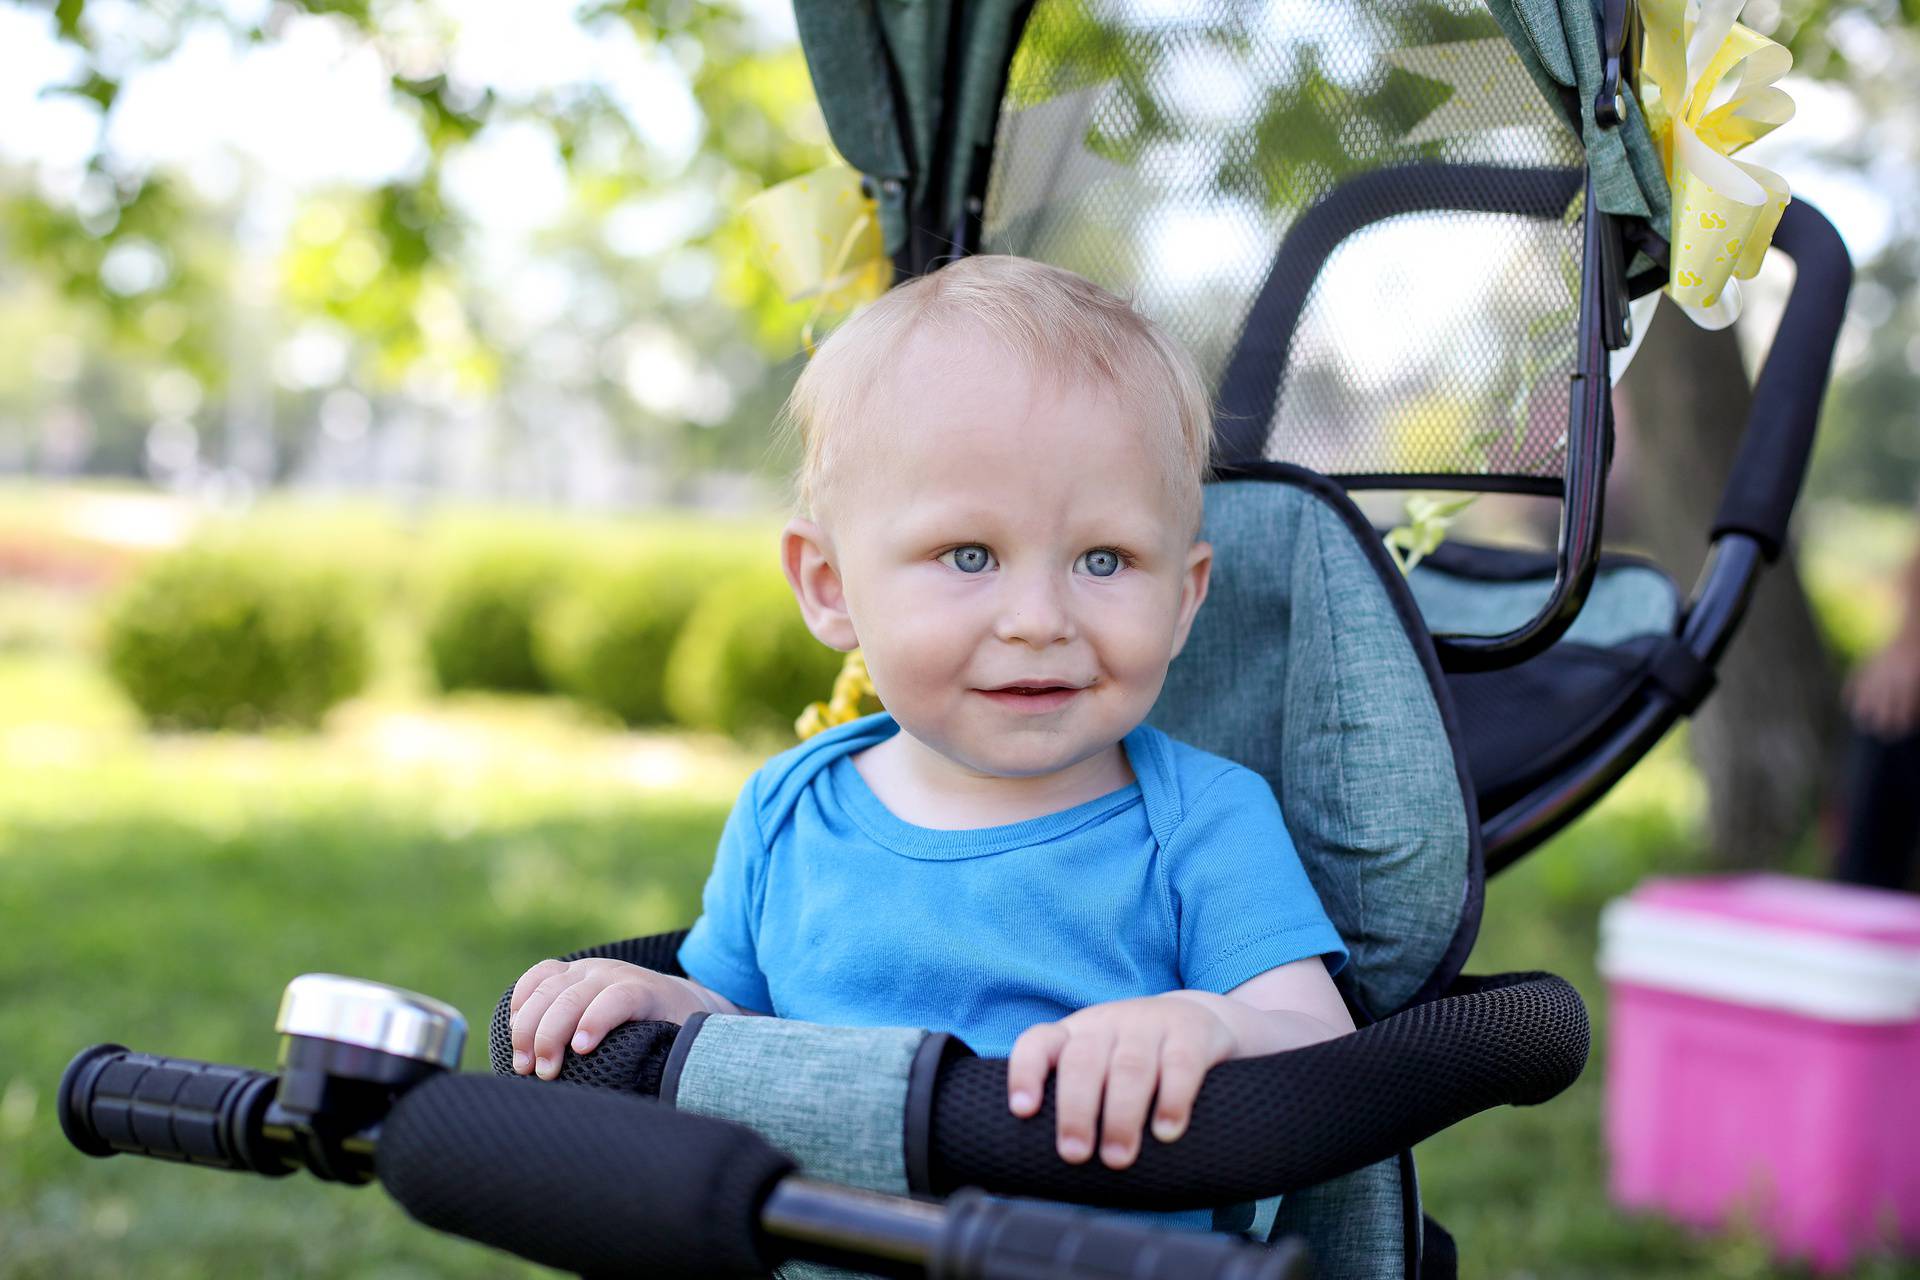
(1598, 875, 1920, 1024)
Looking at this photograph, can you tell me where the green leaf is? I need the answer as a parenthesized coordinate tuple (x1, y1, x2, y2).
(1384, 492, 1479, 576)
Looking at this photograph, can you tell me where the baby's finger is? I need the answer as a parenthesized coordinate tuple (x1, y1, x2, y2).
(510, 959, 567, 1015)
(510, 968, 578, 1071)
(570, 983, 654, 1055)
(1097, 1028, 1164, 1169)
(1006, 1023, 1068, 1117)
(1052, 1028, 1115, 1164)
(1150, 1038, 1210, 1144)
(531, 974, 610, 1079)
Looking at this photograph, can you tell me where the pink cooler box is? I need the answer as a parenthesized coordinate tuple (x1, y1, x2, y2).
(1598, 873, 1920, 1272)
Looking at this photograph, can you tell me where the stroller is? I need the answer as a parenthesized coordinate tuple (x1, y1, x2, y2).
(484, 0, 1851, 1275)
(51, 0, 1841, 1275)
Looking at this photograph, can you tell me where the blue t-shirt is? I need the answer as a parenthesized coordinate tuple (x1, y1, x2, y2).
(677, 711, 1347, 1233)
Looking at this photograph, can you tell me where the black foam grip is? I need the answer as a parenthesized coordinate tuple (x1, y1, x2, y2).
(928, 972, 1587, 1207)
(488, 931, 691, 1087)
(58, 1045, 285, 1176)
(931, 1187, 1309, 1280)
(1710, 201, 1852, 558)
(377, 1072, 794, 1279)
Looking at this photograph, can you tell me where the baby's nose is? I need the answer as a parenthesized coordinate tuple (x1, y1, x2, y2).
(992, 573, 1076, 646)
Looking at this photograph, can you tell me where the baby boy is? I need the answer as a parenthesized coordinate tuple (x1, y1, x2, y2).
(508, 255, 1353, 1230)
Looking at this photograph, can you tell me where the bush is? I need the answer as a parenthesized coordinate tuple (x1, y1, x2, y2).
(424, 543, 577, 694)
(102, 546, 371, 730)
(664, 568, 847, 739)
(536, 547, 753, 725)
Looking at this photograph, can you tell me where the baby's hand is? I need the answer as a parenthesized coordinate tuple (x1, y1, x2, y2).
(509, 958, 699, 1080)
(1006, 994, 1237, 1170)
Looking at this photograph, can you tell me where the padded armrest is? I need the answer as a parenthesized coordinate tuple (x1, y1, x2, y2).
(490, 939, 1588, 1208)
(924, 970, 1587, 1206)
(485, 931, 689, 1094)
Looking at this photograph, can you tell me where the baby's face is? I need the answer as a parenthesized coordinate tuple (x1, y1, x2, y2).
(794, 326, 1210, 781)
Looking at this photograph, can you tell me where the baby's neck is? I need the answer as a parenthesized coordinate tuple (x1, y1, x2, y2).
(851, 732, 1136, 830)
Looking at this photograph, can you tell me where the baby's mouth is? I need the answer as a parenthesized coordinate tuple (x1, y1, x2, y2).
(976, 682, 1085, 712)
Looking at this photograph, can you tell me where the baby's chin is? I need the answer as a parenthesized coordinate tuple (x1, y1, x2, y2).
(929, 728, 1123, 783)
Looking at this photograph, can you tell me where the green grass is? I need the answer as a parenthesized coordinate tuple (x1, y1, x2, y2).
(0, 649, 758, 1278)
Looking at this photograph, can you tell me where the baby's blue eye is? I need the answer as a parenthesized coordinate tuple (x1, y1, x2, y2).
(943, 545, 994, 574)
(1080, 549, 1123, 578)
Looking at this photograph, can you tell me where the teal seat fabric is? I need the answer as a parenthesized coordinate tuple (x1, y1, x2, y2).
(1149, 471, 1479, 1278)
(664, 1016, 933, 1280)
(1407, 560, 1678, 648)
(1150, 475, 1477, 1020)
(668, 1015, 928, 1197)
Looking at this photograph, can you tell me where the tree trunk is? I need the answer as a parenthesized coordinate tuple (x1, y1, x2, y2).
(1615, 296, 1843, 868)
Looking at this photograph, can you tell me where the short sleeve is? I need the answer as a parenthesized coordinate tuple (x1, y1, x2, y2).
(675, 777, 774, 1014)
(1164, 766, 1349, 993)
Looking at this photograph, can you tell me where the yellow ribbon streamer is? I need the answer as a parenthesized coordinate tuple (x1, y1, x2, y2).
(1637, 0, 1795, 329)
(741, 159, 892, 353)
(796, 650, 880, 741)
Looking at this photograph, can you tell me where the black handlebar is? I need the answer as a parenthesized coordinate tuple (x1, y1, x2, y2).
(61, 1041, 1306, 1280)
(1709, 200, 1853, 560)
(59, 1045, 291, 1177)
(934, 1189, 1304, 1280)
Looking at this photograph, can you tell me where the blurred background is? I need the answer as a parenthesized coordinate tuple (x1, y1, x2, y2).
(0, 0, 1915, 1275)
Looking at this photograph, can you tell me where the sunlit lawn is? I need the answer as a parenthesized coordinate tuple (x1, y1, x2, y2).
(3, 487, 1918, 1276)
(0, 647, 760, 1278)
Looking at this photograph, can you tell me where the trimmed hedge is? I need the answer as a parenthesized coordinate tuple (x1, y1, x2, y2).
(102, 545, 371, 730)
(664, 567, 846, 739)
(535, 549, 746, 726)
(424, 543, 576, 694)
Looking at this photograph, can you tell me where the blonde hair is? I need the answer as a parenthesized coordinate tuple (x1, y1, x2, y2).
(780, 255, 1213, 530)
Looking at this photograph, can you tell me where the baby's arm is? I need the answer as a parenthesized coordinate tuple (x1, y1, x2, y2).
(509, 957, 766, 1081)
(1005, 956, 1352, 1169)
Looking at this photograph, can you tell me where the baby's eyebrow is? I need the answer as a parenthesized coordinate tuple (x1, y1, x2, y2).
(887, 502, 1171, 551)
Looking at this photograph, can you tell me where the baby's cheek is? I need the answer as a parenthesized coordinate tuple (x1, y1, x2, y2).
(875, 612, 976, 685)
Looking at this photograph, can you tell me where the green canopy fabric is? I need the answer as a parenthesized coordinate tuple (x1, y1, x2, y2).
(1483, 0, 1671, 226)
(791, 0, 1672, 261)
(792, 0, 1027, 257)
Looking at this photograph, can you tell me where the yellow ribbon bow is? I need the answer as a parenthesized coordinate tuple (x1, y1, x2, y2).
(796, 650, 880, 741)
(741, 158, 892, 353)
(1637, 0, 1795, 329)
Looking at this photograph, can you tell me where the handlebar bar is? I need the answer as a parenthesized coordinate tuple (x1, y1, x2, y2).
(59, 980, 1307, 1280)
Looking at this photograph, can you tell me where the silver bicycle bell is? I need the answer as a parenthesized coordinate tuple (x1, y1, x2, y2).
(270, 974, 467, 1181)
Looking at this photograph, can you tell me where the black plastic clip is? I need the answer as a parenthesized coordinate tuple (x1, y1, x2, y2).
(1594, 0, 1629, 128)
(1645, 639, 1717, 716)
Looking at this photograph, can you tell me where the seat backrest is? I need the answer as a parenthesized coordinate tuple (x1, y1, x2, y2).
(1149, 470, 1480, 1020)
(1148, 469, 1478, 1277)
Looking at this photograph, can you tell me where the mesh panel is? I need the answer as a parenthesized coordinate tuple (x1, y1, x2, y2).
(983, 0, 1588, 480)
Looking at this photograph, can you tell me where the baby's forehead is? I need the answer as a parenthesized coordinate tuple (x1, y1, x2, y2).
(858, 349, 1174, 469)
(821, 376, 1199, 535)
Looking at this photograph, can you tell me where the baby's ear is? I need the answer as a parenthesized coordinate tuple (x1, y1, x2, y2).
(1168, 539, 1213, 660)
(781, 518, 859, 652)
